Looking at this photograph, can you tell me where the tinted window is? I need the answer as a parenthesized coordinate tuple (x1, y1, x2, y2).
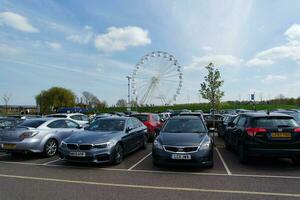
(19, 120, 46, 128)
(88, 119, 125, 132)
(81, 115, 89, 121)
(132, 115, 148, 122)
(132, 118, 142, 128)
(70, 115, 81, 120)
(127, 118, 135, 129)
(233, 116, 239, 125)
(162, 119, 206, 133)
(47, 120, 68, 128)
(253, 117, 298, 128)
(47, 115, 67, 118)
(237, 117, 247, 127)
(66, 120, 79, 128)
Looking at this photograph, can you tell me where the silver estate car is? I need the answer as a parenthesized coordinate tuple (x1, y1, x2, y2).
(0, 118, 83, 157)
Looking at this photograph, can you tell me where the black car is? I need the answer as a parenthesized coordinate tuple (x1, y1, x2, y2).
(273, 110, 300, 125)
(152, 116, 214, 167)
(224, 112, 300, 164)
(218, 114, 237, 137)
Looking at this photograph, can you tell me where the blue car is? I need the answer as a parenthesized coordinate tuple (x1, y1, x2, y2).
(58, 117, 148, 164)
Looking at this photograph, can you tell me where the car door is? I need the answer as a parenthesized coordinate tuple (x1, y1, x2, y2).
(232, 116, 247, 149)
(122, 118, 136, 154)
(47, 119, 72, 141)
(132, 118, 146, 147)
(227, 116, 239, 147)
(65, 119, 82, 137)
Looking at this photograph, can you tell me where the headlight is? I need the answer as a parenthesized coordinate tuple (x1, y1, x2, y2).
(93, 142, 113, 149)
(19, 131, 39, 140)
(153, 140, 163, 150)
(200, 141, 211, 150)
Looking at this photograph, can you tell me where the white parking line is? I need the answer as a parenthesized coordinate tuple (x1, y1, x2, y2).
(1, 160, 300, 180)
(128, 152, 152, 170)
(42, 158, 62, 166)
(215, 147, 232, 175)
(1, 173, 300, 197)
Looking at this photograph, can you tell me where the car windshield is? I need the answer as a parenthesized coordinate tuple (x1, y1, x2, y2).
(132, 115, 148, 122)
(19, 120, 46, 128)
(253, 117, 298, 128)
(87, 119, 125, 132)
(162, 119, 206, 133)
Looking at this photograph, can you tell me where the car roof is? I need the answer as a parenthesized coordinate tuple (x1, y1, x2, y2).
(170, 115, 202, 120)
(241, 112, 292, 118)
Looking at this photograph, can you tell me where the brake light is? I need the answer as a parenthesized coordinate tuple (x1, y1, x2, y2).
(246, 128, 267, 137)
(294, 128, 300, 133)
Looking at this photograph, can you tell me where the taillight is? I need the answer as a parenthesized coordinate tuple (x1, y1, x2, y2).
(294, 128, 300, 133)
(246, 127, 267, 137)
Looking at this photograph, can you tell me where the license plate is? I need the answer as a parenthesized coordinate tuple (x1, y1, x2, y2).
(171, 154, 191, 160)
(271, 132, 291, 138)
(69, 152, 86, 157)
(1, 144, 16, 150)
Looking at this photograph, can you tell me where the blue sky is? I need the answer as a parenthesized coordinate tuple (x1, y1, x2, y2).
(1, 0, 300, 105)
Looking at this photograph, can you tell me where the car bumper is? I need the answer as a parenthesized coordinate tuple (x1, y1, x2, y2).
(248, 148, 300, 157)
(0, 138, 43, 153)
(152, 148, 212, 167)
(58, 147, 114, 164)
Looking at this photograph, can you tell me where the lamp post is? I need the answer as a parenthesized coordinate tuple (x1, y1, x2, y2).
(126, 76, 131, 111)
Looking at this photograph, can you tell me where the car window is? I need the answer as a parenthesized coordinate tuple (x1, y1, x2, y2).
(233, 116, 239, 125)
(47, 120, 68, 128)
(153, 114, 160, 122)
(133, 118, 143, 128)
(162, 119, 206, 133)
(66, 120, 79, 128)
(253, 117, 298, 128)
(19, 120, 46, 128)
(237, 117, 247, 127)
(70, 115, 81, 120)
(47, 115, 67, 118)
(0, 120, 15, 128)
(88, 119, 125, 132)
(81, 115, 89, 121)
(127, 118, 135, 129)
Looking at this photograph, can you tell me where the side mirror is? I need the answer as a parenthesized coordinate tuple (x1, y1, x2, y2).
(126, 126, 133, 133)
(77, 124, 83, 129)
(228, 122, 235, 127)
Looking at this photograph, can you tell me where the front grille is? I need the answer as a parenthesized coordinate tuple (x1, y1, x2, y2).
(79, 144, 93, 150)
(164, 146, 198, 153)
(67, 144, 78, 150)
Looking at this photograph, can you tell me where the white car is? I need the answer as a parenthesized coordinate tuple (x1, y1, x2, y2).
(47, 113, 89, 126)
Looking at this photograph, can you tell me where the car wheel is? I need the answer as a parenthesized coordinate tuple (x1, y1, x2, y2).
(238, 143, 248, 164)
(113, 144, 123, 165)
(43, 139, 58, 157)
(141, 135, 147, 150)
(152, 159, 159, 167)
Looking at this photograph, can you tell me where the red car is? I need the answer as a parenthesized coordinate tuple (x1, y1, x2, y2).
(131, 113, 163, 142)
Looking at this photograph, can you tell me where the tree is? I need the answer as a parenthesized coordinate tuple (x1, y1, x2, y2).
(116, 99, 127, 107)
(35, 87, 76, 114)
(199, 63, 224, 110)
(2, 93, 11, 114)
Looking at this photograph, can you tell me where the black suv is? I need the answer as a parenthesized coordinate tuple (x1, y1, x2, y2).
(224, 112, 300, 164)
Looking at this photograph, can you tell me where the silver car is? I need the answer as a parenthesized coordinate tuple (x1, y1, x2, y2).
(0, 118, 83, 157)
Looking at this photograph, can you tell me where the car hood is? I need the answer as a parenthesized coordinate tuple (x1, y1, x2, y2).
(159, 132, 206, 146)
(63, 130, 122, 144)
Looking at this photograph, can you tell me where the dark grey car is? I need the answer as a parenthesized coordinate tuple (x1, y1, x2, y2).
(58, 117, 148, 164)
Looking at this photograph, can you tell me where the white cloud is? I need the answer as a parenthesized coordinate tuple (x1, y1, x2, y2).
(285, 24, 300, 41)
(247, 24, 300, 66)
(262, 74, 287, 83)
(94, 26, 151, 52)
(45, 42, 61, 50)
(67, 32, 94, 44)
(201, 46, 213, 52)
(189, 54, 243, 68)
(0, 11, 38, 32)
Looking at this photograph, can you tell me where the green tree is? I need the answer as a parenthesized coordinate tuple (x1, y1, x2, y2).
(116, 99, 127, 107)
(199, 63, 224, 110)
(36, 87, 76, 114)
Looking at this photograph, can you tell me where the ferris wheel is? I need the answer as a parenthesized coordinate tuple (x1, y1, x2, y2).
(131, 51, 183, 105)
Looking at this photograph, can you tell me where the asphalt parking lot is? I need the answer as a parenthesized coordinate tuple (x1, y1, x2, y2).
(0, 137, 300, 200)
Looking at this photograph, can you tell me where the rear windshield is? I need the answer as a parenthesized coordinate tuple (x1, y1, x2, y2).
(0, 119, 15, 128)
(252, 117, 298, 128)
(19, 120, 46, 128)
(132, 115, 148, 122)
(162, 119, 206, 133)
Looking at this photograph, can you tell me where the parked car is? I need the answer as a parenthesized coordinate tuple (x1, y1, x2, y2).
(218, 114, 237, 137)
(0, 118, 83, 157)
(179, 112, 205, 122)
(152, 116, 214, 167)
(224, 112, 300, 164)
(203, 114, 224, 130)
(159, 112, 171, 121)
(130, 113, 163, 142)
(0, 117, 23, 129)
(273, 110, 300, 125)
(47, 113, 89, 126)
(58, 117, 148, 164)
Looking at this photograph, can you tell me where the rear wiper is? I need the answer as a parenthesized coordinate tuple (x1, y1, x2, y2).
(277, 125, 292, 128)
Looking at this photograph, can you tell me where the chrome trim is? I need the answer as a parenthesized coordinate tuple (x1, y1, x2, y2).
(163, 145, 200, 153)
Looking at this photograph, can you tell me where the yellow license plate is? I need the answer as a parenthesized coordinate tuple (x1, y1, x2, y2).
(271, 132, 291, 138)
(2, 144, 16, 150)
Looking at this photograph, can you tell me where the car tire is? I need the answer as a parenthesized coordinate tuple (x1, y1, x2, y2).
(238, 143, 248, 164)
(43, 139, 58, 157)
(141, 135, 147, 150)
(152, 159, 159, 167)
(112, 144, 123, 165)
